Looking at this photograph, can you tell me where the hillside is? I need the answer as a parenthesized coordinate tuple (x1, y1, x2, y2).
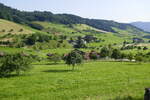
(0, 3, 146, 36)
(0, 19, 33, 34)
(0, 3, 149, 49)
(0, 19, 147, 48)
(131, 22, 150, 32)
(32, 22, 127, 45)
(33, 21, 108, 34)
(0, 1, 150, 100)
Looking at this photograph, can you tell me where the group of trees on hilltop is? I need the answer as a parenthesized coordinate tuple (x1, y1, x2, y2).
(0, 3, 84, 25)
(0, 3, 144, 33)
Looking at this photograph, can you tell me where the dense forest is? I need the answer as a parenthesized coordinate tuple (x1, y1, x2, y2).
(0, 3, 144, 33)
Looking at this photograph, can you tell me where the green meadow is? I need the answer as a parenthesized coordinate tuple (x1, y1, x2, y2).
(0, 61, 150, 100)
(0, 9, 150, 100)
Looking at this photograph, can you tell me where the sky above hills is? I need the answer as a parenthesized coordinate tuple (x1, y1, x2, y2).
(0, 0, 150, 23)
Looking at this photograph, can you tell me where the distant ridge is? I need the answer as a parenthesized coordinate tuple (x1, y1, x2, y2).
(0, 3, 146, 35)
(131, 22, 150, 32)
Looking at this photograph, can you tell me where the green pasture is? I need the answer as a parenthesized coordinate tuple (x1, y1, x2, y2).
(0, 61, 150, 100)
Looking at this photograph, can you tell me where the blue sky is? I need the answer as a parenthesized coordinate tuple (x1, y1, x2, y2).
(0, 0, 150, 23)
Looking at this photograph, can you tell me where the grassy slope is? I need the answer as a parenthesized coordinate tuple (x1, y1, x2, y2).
(0, 19, 33, 35)
(0, 46, 72, 58)
(72, 24, 108, 33)
(0, 62, 150, 100)
(0, 47, 90, 58)
(0, 47, 25, 53)
(33, 22, 107, 33)
(112, 27, 148, 37)
(0, 20, 149, 54)
(87, 33, 127, 47)
(33, 21, 75, 34)
(33, 21, 132, 45)
(28, 22, 133, 48)
(33, 21, 109, 35)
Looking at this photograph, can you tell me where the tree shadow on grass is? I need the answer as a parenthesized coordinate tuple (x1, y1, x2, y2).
(43, 69, 76, 73)
(45, 63, 63, 65)
(32, 63, 63, 66)
(113, 96, 142, 100)
(0, 74, 31, 78)
(125, 63, 142, 66)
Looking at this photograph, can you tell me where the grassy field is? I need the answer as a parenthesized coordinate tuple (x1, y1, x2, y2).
(87, 33, 128, 47)
(0, 18, 150, 100)
(0, 61, 150, 100)
(0, 19, 33, 35)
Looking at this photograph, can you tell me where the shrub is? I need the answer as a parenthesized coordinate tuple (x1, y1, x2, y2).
(100, 46, 112, 58)
(127, 53, 134, 61)
(146, 52, 150, 56)
(135, 53, 145, 63)
(19, 28, 24, 32)
(25, 33, 51, 45)
(74, 36, 86, 48)
(137, 46, 142, 50)
(47, 53, 62, 64)
(0, 53, 32, 77)
(57, 40, 72, 48)
(2, 29, 5, 32)
(30, 54, 43, 62)
(89, 51, 100, 60)
(29, 23, 44, 30)
(9, 29, 14, 32)
(135, 55, 144, 63)
(121, 45, 135, 50)
(84, 35, 97, 43)
(143, 46, 148, 50)
(120, 53, 128, 59)
(111, 49, 121, 59)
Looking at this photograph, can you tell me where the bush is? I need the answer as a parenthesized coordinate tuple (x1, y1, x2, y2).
(111, 49, 121, 59)
(135, 55, 144, 63)
(0, 53, 32, 77)
(120, 53, 128, 59)
(135, 53, 145, 63)
(100, 46, 112, 58)
(143, 46, 148, 50)
(47, 53, 62, 64)
(127, 53, 134, 61)
(9, 29, 14, 32)
(89, 51, 100, 60)
(25, 33, 51, 45)
(137, 46, 142, 50)
(30, 54, 43, 62)
(19, 28, 24, 32)
(29, 23, 44, 30)
(2, 29, 5, 32)
(74, 36, 86, 48)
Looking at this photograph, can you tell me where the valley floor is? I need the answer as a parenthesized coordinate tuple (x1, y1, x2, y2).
(0, 61, 149, 100)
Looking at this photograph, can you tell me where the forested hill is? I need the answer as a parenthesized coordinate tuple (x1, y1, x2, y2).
(0, 3, 145, 33)
(131, 22, 150, 32)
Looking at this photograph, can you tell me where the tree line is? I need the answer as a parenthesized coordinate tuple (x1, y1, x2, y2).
(1, 46, 150, 77)
(0, 3, 144, 33)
